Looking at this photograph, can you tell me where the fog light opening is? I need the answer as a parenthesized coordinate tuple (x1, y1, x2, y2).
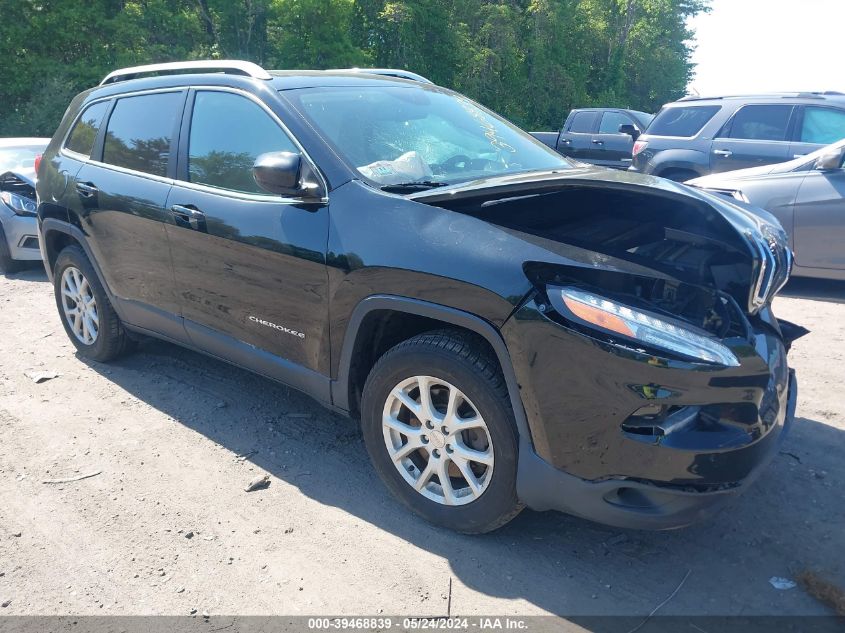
(621, 405, 701, 437)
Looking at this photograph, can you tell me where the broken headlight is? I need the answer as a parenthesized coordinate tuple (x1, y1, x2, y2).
(549, 286, 740, 367)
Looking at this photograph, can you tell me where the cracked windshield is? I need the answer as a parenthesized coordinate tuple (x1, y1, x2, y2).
(289, 86, 571, 187)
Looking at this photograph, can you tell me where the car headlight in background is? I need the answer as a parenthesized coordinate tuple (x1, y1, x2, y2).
(0, 191, 37, 217)
(549, 286, 740, 367)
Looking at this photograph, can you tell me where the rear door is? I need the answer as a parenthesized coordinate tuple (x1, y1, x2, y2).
(710, 104, 794, 173)
(792, 153, 845, 270)
(72, 90, 185, 339)
(593, 110, 637, 168)
(789, 105, 845, 160)
(557, 111, 598, 161)
(165, 88, 330, 376)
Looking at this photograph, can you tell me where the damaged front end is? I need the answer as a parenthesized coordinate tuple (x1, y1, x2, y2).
(413, 171, 806, 528)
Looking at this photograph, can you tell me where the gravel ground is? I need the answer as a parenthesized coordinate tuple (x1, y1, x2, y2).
(0, 266, 843, 618)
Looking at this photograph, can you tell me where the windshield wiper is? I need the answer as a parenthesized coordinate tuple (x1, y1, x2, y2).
(380, 180, 450, 193)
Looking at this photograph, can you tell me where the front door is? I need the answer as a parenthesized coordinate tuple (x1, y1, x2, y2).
(72, 90, 185, 338)
(793, 159, 845, 271)
(593, 110, 637, 168)
(165, 89, 330, 375)
(710, 104, 794, 173)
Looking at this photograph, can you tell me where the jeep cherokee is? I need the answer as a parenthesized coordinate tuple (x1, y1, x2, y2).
(37, 61, 803, 533)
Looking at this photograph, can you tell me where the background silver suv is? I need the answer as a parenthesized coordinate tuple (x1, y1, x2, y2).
(630, 92, 845, 181)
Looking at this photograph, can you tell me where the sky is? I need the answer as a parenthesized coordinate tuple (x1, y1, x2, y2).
(688, 0, 843, 97)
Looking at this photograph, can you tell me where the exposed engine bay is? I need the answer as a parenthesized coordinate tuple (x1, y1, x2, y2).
(423, 183, 769, 339)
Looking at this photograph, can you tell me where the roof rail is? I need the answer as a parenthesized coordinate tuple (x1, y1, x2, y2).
(99, 60, 272, 86)
(679, 91, 843, 102)
(327, 68, 433, 84)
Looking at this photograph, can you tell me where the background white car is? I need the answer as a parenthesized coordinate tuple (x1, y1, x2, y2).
(0, 137, 49, 273)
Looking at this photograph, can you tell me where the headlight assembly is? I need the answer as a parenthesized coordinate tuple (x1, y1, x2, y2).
(0, 190, 37, 217)
(548, 286, 740, 367)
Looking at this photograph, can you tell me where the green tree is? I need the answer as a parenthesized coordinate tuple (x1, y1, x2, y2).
(0, 0, 710, 136)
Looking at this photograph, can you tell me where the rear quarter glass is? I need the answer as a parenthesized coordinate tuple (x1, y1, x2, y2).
(646, 105, 721, 138)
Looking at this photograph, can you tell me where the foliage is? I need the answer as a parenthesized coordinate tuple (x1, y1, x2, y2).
(0, 0, 709, 136)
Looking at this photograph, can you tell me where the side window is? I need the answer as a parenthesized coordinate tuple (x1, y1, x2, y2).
(188, 91, 298, 194)
(65, 101, 110, 157)
(800, 107, 845, 145)
(647, 105, 720, 137)
(568, 111, 597, 134)
(102, 92, 183, 177)
(598, 111, 634, 134)
(724, 105, 792, 141)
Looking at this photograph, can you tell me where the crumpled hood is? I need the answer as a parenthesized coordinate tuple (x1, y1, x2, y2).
(409, 165, 791, 314)
(410, 164, 785, 242)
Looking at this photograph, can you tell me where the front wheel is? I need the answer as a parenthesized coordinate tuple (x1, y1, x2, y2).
(361, 331, 522, 533)
(0, 225, 23, 274)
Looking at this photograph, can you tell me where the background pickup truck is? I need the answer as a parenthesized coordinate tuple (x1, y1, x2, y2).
(532, 108, 653, 169)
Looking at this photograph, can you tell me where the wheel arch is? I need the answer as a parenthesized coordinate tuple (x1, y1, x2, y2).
(40, 219, 113, 299)
(333, 295, 532, 443)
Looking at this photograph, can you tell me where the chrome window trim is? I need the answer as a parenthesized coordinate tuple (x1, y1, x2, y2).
(182, 85, 329, 203)
(58, 85, 328, 204)
(59, 87, 186, 162)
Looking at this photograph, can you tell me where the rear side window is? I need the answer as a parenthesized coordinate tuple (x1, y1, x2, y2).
(102, 92, 183, 177)
(724, 105, 792, 141)
(568, 111, 597, 133)
(646, 105, 720, 137)
(598, 111, 634, 134)
(65, 101, 110, 157)
(800, 107, 845, 145)
(187, 91, 298, 194)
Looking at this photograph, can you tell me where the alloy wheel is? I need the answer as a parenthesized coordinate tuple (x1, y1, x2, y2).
(60, 266, 99, 345)
(382, 375, 494, 506)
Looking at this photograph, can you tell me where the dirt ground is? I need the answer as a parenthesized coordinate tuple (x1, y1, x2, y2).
(0, 266, 843, 618)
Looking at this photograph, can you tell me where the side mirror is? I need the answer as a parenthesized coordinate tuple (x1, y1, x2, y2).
(814, 147, 845, 171)
(618, 123, 641, 141)
(253, 151, 309, 196)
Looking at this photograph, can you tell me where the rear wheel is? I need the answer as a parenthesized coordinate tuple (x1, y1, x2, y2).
(361, 331, 522, 533)
(53, 245, 134, 362)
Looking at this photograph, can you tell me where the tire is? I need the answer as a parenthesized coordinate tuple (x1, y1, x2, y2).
(0, 225, 23, 274)
(53, 245, 135, 362)
(658, 168, 699, 183)
(361, 330, 522, 533)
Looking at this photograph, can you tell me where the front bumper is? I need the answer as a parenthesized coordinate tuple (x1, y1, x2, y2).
(0, 209, 41, 261)
(505, 299, 798, 529)
(517, 370, 796, 529)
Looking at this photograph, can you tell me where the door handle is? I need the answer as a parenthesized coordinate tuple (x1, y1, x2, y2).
(170, 204, 204, 221)
(559, 138, 572, 144)
(75, 182, 98, 198)
(713, 149, 733, 157)
(793, 153, 806, 159)
(170, 204, 206, 231)
(592, 139, 604, 145)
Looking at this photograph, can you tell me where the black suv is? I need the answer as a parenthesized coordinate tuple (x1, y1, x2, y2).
(630, 92, 845, 180)
(37, 61, 802, 533)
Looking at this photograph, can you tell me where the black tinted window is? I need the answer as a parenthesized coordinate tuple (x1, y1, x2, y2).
(647, 105, 720, 137)
(568, 111, 597, 133)
(103, 92, 183, 176)
(599, 111, 634, 134)
(725, 105, 792, 141)
(188, 91, 297, 194)
(65, 101, 110, 157)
